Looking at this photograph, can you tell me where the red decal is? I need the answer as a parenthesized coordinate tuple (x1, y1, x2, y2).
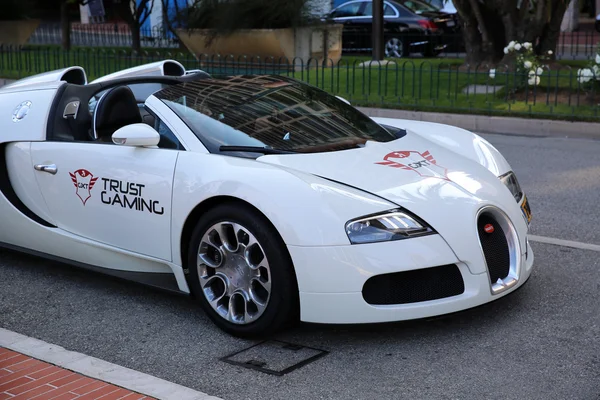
(69, 169, 98, 206)
(375, 150, 450, 181)
(484, 224, 495, 234)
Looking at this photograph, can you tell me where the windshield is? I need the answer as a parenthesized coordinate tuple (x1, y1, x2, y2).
(154, 75, 400, 154)
(399, 0, 438, 13)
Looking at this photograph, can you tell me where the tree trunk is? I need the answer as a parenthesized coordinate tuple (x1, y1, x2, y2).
(131, 22, 141, 52)
(456, 0, 501, 65)
(538, 0, 570, 59)
(454, 0, 572, 66)
(61, 1, 71, 51)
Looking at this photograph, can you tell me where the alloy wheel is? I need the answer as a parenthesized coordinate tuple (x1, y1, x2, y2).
(197, 221, 272, 324)
(385, 38, 404, 58)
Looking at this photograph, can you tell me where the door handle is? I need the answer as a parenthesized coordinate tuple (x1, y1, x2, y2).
(34, 164, 58, 175)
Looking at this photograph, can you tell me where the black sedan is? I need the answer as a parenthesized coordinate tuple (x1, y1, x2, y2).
(325, 0, 459, 58)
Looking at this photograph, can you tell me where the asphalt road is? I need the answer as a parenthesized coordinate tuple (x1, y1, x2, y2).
(1, 133, 599, 400)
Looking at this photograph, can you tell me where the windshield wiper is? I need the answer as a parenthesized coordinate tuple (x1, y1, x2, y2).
(219, 146, 297, 155)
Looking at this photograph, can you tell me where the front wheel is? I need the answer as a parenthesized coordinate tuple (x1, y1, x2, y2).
(186, 203, 299, 337)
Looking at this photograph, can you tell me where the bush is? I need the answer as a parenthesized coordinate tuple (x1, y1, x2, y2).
(577, 43, 600, 85)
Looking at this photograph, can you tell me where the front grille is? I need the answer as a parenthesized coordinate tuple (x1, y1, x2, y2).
(477, 213, 510, 283)
(362, 264, 464, 305)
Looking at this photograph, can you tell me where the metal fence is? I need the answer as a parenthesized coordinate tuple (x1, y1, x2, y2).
(0, 46, 598, 121)
(28, 23, 181, 49)
(24, 22, 600, 61)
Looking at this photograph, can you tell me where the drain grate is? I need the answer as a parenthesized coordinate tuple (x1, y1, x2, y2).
(221, 340, 328, 376)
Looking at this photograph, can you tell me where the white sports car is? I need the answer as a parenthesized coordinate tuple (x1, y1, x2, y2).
(0, 60, 533, 337)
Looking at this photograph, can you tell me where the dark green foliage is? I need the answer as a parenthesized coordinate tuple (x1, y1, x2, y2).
(184, 0, 319, 32)
(0, 0, 36, 20)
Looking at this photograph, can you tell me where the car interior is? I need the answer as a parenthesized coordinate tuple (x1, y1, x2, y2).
(48, 73, 211, 150)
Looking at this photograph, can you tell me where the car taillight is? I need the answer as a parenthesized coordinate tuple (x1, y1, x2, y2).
(418, 20, 438, 31)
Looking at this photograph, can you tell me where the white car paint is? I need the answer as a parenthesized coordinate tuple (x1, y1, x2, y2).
(0, 63, 534, 328)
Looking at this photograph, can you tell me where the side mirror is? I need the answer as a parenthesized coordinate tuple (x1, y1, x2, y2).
(112, 123, 160, 147)
(336, 95, 351, 105)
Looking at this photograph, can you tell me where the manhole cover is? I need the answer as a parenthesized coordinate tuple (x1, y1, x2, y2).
(221, 340, 328, 376)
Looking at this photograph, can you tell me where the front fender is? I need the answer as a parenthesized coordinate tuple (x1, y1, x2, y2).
(170, 152, 396, 267)
(372, 117, 513, 177)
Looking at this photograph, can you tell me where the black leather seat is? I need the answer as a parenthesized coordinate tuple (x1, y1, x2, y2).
(93, 86, 142, 142)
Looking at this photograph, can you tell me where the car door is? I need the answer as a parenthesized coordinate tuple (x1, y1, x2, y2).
(30, 121, 179, 262)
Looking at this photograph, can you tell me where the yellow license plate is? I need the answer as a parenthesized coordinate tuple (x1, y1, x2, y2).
(521, 195, 532, 224)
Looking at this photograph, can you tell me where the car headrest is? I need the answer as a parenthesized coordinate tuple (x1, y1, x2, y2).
(93, 86, 142, 141)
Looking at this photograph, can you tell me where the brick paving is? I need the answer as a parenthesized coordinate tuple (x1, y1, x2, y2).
(0, 348, 154, 400)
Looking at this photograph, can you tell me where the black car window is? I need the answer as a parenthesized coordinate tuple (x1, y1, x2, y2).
(331, 2, 363, 18)
(364, 2, 398, 16)
(384, 4, 398, 15)
(156, 118, 184, 150)
(400, 0, 437, 13)
(155, 75, 400, 154)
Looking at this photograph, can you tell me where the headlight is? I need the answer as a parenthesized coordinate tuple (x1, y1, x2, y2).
(345, 209, 435, 244)
(499, 171, 523, 202)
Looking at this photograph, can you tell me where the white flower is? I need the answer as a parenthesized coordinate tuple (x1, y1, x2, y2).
(595, 54, 600, 64)
(528, 70, 536, 77)
(515, 43, 522, 51)
(528, 76, 541, 86)
(508, 41, 516, 49)
(578, 68, 594, 83)
(593, 65, 600, 78)
(524, 61, 533, 69)
(536, 67, 543, 76)
(547, 50, 553, 55)
(523, 42, 532, 50)
(489, 69, 496, 79)
(504, 47, 509, 54)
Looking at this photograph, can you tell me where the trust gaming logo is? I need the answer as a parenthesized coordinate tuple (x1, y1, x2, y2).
(69, 169, 98, 206)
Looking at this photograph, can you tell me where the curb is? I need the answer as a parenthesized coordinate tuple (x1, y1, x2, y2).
(358, 107, 600, 140)
(0, 328, 222, 400)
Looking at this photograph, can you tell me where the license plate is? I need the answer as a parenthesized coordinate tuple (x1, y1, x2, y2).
(446, 20, 455, 27)
(521, 195, 532, 224)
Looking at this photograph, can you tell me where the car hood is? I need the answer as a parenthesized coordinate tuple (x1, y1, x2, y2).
(258, 132, 528, 274)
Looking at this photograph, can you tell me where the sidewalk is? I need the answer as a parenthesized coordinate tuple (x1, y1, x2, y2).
(0, 329, 220, 400)
(0, 348, 152, 399)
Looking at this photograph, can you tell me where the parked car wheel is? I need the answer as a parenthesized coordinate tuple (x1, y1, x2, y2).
(186, 202, 299, 337)
(385, 37, 407, 58)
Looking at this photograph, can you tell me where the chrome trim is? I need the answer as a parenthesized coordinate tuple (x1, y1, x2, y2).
(63, 101, 80, 119)
(34, 164, 58, 175)
(476, 206, 521, 295)
(92, 89, 111, 140)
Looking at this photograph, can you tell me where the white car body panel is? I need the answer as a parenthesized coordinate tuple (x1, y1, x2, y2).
(170, 151, 397, 266)
(259, 137, 528, 276)
(0, 88, 57, 143)
(30, 141, 177, 261)
(6, 142, 56, 225)
(1, 67, 86, 92)
(90, 60, 186, 84)
(371, 117, 513, 177)
(300, 251, 534, 324)
(0, 64, 534, 328)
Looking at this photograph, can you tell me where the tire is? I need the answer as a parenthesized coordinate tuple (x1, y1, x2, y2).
(186, 202, 299, 337)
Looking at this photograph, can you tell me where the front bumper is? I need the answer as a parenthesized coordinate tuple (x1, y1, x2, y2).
(289, 234, 534, 324)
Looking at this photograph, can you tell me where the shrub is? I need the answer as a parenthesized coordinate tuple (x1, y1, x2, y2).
(489, 41, 553, 88)
(577, 44, 600, 85)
